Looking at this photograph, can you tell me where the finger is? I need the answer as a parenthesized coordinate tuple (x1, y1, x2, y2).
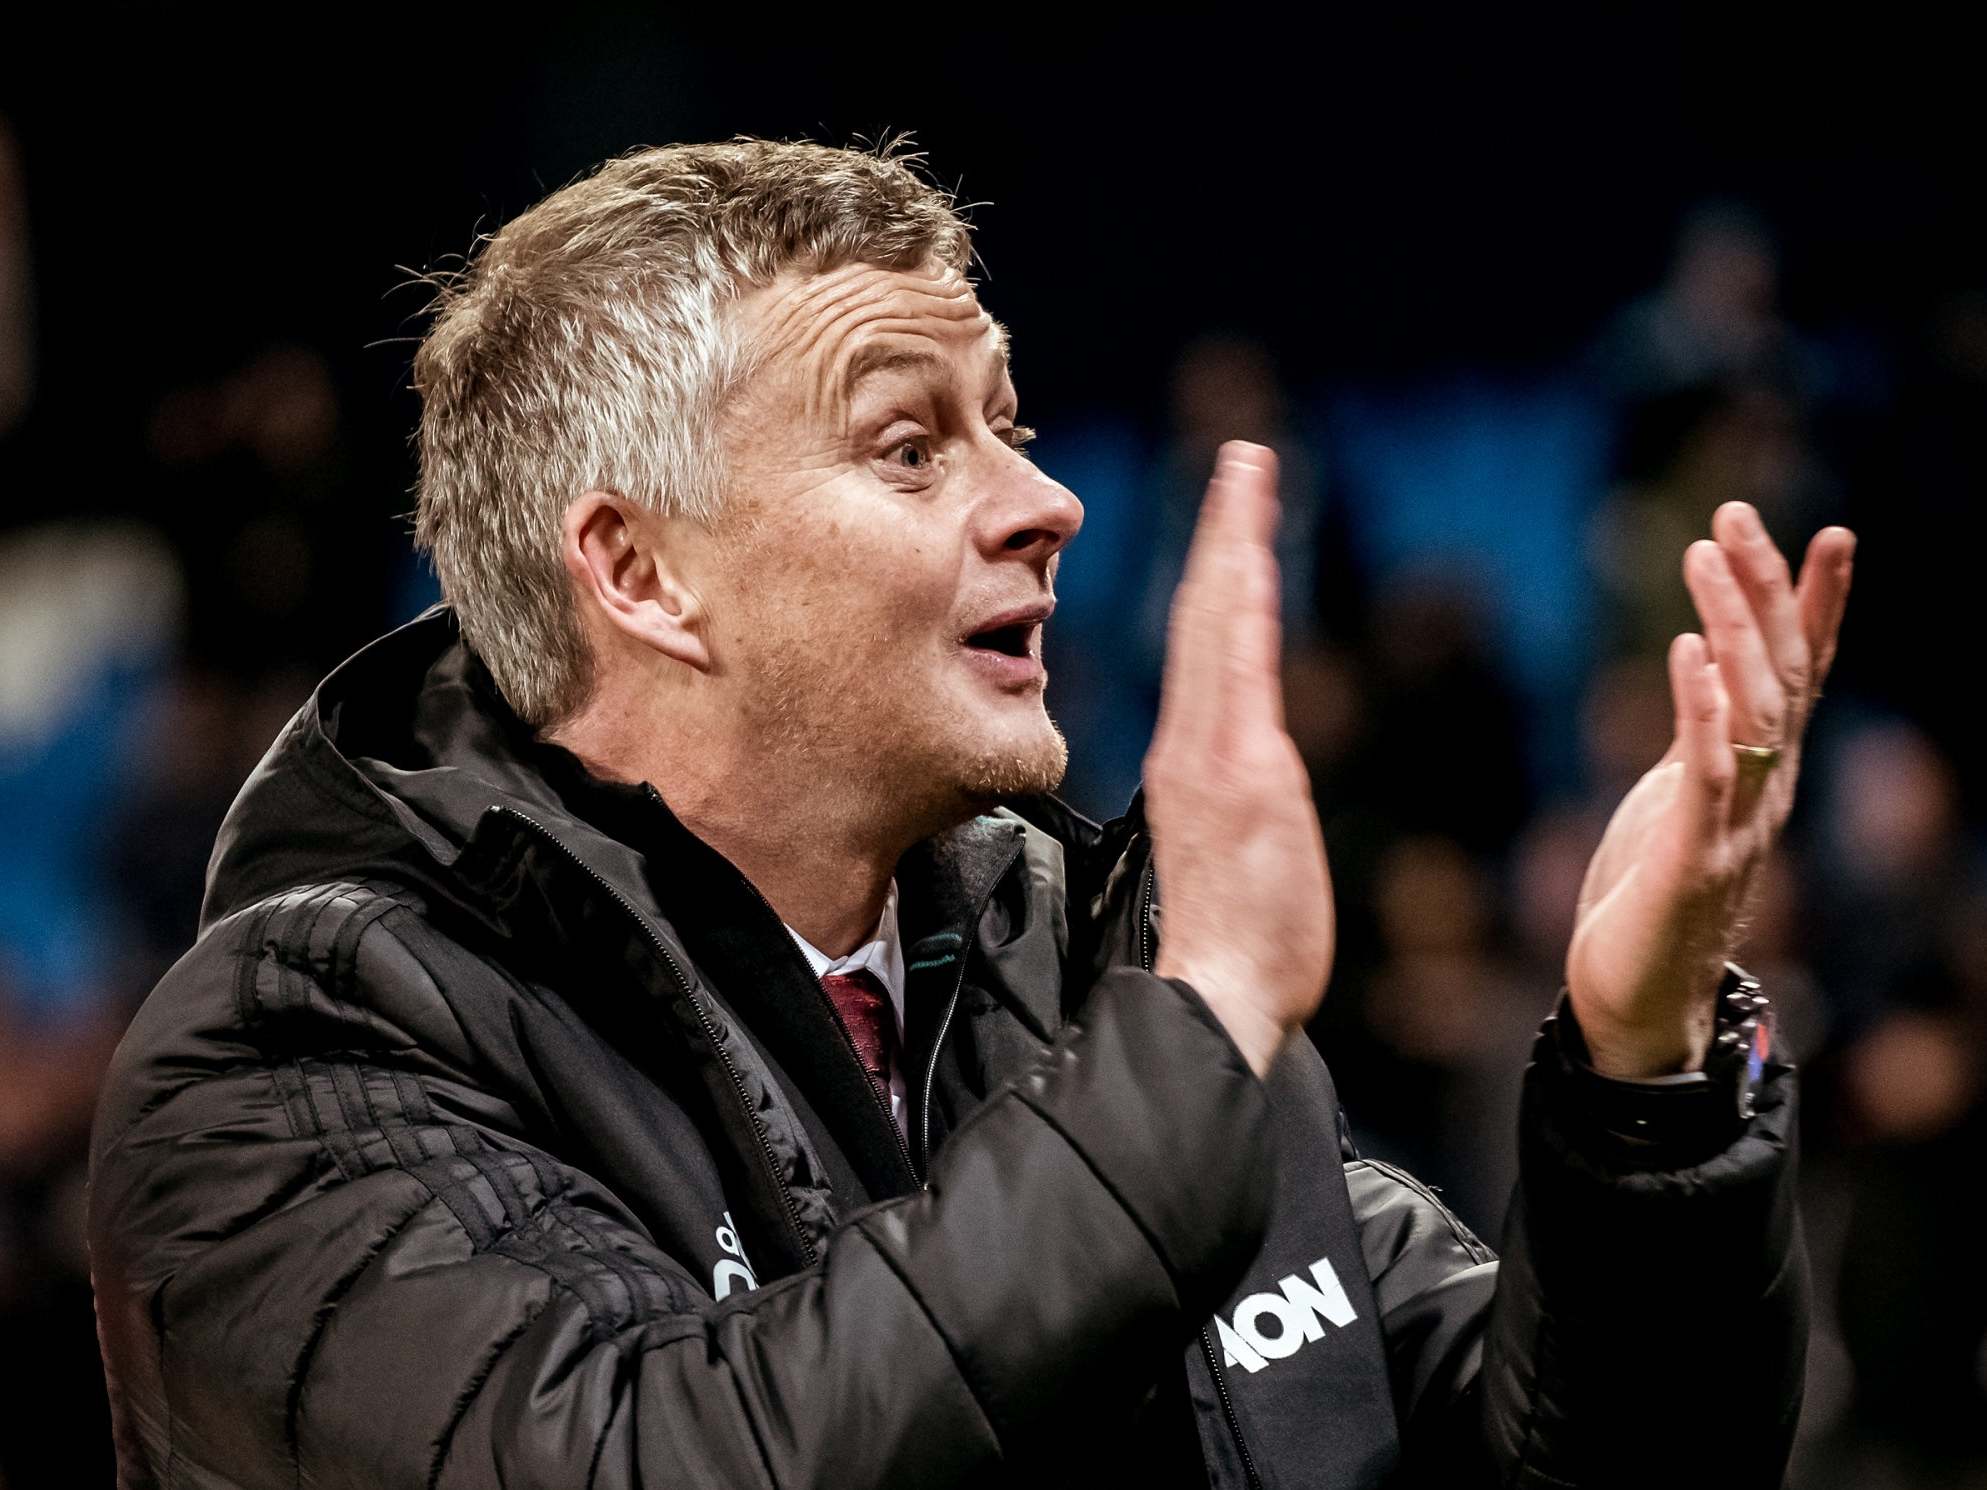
(1160, 443, 1279, 746)
(1175, 447, 1239, 595)
(1683, 539, 1785, 748)
(1230, 540, 1287, 733)
(1156, 444, 1279, 744)
(1221, 441, 1281, 551)
(1711, 502, 1811, 728)
(1221, 448, 1283, 728)
(1156, 450, 1244, 739)
(1668, 632, 1736, 844)
(1154, 541, 1234, 751)
(1179, 441, 1276, 591)
(1795, 526, 1856, 692)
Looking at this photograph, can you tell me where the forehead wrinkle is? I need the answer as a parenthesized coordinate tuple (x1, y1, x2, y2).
(806, 301, 985, 425)
(781, 265, 977, 349)
(836, 317, 1012, 427)
(736, 266, 989, 428)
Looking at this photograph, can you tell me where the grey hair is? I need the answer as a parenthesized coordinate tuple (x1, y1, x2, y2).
(411, 138, 974, 727)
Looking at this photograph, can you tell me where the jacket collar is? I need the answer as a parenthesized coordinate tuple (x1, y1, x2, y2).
(202, 606, 1072, 1020)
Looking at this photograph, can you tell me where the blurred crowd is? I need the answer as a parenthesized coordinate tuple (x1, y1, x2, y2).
(1040, 203, 1987, 1489)
(3, 108, 1985, 1488)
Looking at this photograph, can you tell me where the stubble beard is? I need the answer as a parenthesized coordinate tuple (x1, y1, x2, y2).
(953, 714, 1070, 803)
(742, 639, 1070, 837)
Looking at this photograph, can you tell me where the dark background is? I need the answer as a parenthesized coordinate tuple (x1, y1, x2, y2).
(2, 16, 1982, 1487)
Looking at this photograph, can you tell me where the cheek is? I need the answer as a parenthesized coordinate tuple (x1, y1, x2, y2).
(809, 517, 955, 634)
(718, 491, 960, 662)
(735, 555, 949, 676)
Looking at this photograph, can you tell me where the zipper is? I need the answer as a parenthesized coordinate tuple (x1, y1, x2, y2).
(917, 937, 973, 1184)
(917, 962, 966, 1178)
(1139, 854, 1263, 1490)
(640, 785, 922, 1188)
(1137, 856, 1157, 974)
(1199, 1331, 1265, 1490)
(683, 781, 1019, 1190)
(495, 807, 818, 1268)
(918, 833, 1024, 1178)
(734, 857, 921, 1184)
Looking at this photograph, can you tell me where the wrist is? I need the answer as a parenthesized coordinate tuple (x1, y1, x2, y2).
(1546, 967, 1775, 1165)
(1570, 977, 1721, 1079)
(1227, 1012, 1288, 1081)
(1155, 954, 1287, 1080)
(1577, 1011, 1714, 1079)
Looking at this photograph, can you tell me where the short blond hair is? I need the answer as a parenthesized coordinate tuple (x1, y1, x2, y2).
(412, 139, 973, 727)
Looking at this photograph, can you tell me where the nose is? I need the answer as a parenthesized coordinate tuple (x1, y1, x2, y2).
(975, 458, 1084, 566)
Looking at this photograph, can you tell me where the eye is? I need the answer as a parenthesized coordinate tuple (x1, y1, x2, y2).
(887, 436, 933, 471)
(998, 423, 1038, 453)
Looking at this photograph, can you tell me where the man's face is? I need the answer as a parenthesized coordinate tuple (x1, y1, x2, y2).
(701, 261, 1083, 828)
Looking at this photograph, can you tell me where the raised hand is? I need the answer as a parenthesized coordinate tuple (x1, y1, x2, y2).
(1145, 442, 1335, 1079)
(1567, 502, 1856, 1077)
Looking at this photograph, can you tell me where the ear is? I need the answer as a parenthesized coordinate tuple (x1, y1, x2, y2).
(560, 492, 712, 672)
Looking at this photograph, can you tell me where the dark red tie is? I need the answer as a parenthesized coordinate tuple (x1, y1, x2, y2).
(821, 968, 899, 1113)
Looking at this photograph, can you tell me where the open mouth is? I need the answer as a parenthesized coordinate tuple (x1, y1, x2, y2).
(958, 602, 1053, 684)
(963, 622, 1036, 659)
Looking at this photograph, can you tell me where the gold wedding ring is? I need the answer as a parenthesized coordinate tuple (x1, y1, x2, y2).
(1731, 742, 1782, 771)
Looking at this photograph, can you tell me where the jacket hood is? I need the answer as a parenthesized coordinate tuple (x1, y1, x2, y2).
(200, 605, 1119, 955)
(200, 606, 589, 933)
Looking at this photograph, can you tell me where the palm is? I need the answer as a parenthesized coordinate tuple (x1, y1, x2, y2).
(1563, 508, 1854, 1077)
(1569, 749, 1749, 1060)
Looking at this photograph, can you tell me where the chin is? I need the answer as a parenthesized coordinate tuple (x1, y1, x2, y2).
(953, 717, 1070, 803)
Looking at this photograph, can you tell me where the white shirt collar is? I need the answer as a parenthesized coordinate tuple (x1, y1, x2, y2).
(784, 879, 907, 1040)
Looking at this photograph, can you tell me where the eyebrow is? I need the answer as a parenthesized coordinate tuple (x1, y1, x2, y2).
(842, 325, 1016, 401)
(843, 345, 948, 394)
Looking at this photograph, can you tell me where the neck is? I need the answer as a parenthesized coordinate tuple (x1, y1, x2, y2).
(550, 680, 922, 960)
(678, 777, 901, 958)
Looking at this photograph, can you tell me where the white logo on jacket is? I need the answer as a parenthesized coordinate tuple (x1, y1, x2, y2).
(1214, 1255, 1358, 1374)
(711, 1211, 759, 1299)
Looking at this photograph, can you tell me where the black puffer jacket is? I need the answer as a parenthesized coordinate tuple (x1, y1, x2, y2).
(88, 610, 1807, 1489)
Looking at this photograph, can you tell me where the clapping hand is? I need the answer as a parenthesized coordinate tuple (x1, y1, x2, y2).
(1566, 502, 1856, 1077)
(1145, 443, 1335, 1080)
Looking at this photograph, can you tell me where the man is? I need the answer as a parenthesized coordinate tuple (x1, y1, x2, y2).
(88, 140, 1853, 1488)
